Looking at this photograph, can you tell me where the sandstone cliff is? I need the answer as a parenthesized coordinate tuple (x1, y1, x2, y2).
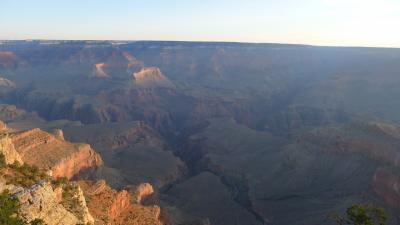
(0, 168, 94, 225)
(93, 63, 110, 78)
(132, 183, 155, 204)
(90, 50, 143, 79)
(10, 128, 103, 178)
(0, 120, 7, 132)
(0, 180, 80, 225)
(132, 67, 174, 88)
(0, 120, 6, 131)
(0, 133, 23, 165)
(79, 180, 163, 225)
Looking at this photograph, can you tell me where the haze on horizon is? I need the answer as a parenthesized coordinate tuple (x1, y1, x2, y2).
(1, 0, 399, 48)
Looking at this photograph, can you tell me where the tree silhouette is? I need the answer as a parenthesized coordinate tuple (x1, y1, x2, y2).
(332, 204, 386, 225)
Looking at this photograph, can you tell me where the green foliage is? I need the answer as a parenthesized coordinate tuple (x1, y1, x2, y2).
(0, 153, 6, 167)
(30, 218, 45, 225)
(60, 182, 82, 216)
(0, 190, 24, 225)
(332, 204, 387, 225)
(7, 163, 49, 187)
(51, 177, 68, 187)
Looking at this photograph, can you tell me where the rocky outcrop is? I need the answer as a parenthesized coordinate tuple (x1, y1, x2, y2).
(0, 77, 16, 88)
(15, 182, 80, 225)
(90, 50, 143, 79)
(79, 180, 163, 225)
(10, 128, 102, 178)
(52, 128, 65, 140)
(62, 182, 95, 224)
(109, 190, 131, 220)
(0, 179, 94, 225)
(132, 67, 174, 88)
(0, 133, 23, 164)
(92, 63, 110, 78)
(132, 183, 154, 204)
(44, 143, 102, 179)
(0, 120, 6, 131)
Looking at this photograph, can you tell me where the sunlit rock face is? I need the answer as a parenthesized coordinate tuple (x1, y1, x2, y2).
(0, 120, 6, 131)
(0, 180, 94, 225)
(79, 180, 163, 225)
(0, 133, 23, 165)
(132, 67, 174, 88)
(9, 128, 102, 178)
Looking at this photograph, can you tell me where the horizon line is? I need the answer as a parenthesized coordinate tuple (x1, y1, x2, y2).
(0, 39, 399, 50)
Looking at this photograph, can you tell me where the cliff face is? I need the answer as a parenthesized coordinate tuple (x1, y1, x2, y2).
(10, 128, 102, 178)
(90, 50, 143, 79)
(50, 144, 102, 179)
(15, 182, 85, 225)
(0, 122, 166, 225)
(132, 67, 174, 88)
(0, 177, 94, 225)
(132, 183, 154, 204)
(0, 134, 23, 164)
(92, 63, 110, 78)
(0, 120, 6, 131)
(79, 180, 163, 225)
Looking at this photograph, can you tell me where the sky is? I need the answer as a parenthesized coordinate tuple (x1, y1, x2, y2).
(0, 0, 399, 47)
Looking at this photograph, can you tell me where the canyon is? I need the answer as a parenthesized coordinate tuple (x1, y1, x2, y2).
(0, 120, 164, 225)
(1, 40, 400, 224)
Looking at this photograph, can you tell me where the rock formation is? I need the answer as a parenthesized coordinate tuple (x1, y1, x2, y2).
(132, 183, 154, 204)
(9, 128, 102, 178)
(15, 182, 85, 225)
(92, 63, 110, 78)
(0, 133, 23, 164)
(0, 176, 94, 225)
(52, 128, 65, 140)
(90, 50, 143, 79)
(0, 120, 6, 131)
(132, 67, 174, 88)
(79, 180, 163, 225)
(0, 77, 16, 88)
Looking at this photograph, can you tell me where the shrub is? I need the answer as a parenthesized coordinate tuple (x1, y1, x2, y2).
(0, 153, 6, 167)
(51, 177, 68, 187)
(332, 204, 387, 225)
(7, 163, 49, 187)
(60, 182, 82, 216)
(30, 218, 46, 225)
(0, 190, 24, 225)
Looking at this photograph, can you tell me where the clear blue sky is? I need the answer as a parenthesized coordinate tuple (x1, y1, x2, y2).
(1, 0, 399, 47)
